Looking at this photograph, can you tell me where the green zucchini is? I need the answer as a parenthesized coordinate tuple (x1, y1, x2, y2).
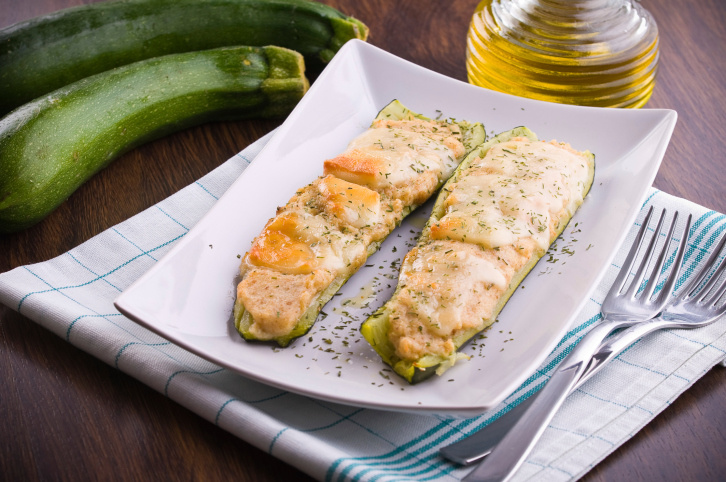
(0, 0, 368, 116)
(233, 100, 487, 346)
(361, 128, 596, 383)
(0, 46, 308, 233)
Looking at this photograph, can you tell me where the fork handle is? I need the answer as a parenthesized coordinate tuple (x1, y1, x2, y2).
(463, 319, 630, 482)
(442, 318, 670, 466)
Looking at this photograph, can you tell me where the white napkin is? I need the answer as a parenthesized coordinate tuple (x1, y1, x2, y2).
(1, 130, 724, 482)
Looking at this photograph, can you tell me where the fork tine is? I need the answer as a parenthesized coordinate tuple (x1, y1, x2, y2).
(682, 232, 726, 299)
(625, 208, 667, 299)
(656, 214, 692, 304)
(612, 206, 654, 295)
(642, 211, 680, 301)
(697, 249, 726, 303)
(705, 269, 726, 308)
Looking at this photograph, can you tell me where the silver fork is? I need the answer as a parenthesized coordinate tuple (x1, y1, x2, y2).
(458, 207, 692, 482)
(442, 225, 726, 467)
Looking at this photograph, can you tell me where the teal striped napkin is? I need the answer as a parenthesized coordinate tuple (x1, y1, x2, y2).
(1, 130, 725, 482)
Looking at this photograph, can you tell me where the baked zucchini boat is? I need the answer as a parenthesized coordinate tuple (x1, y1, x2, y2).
(233, 101, 486, 346)
(361, 127, 595, 383)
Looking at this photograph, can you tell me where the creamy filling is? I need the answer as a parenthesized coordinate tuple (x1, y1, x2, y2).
(388, 241, 509, 360)
(402, 244, 506, 336)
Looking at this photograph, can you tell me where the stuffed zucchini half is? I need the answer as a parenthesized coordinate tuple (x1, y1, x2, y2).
(233, 100, 486, 346)
(361, 127, 596, 383)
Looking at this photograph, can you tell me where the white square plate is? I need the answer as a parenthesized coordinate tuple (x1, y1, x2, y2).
(114, 40, 677, 418)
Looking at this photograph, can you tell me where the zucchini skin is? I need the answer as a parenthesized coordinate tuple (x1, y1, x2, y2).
(0, 0, 368, 116)
(0, 46, 309, 233)
(361, 128, 596, 383)
(233, 100, 487, 346)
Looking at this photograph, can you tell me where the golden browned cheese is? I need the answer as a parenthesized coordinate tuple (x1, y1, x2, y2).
(237, 119, 466, 340)
(324, 119, 464, 206)
(317, 176, 382, 229)
(389, 138, 591, 361)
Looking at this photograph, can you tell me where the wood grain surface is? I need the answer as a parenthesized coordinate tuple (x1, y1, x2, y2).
(1, 0, 725, 480)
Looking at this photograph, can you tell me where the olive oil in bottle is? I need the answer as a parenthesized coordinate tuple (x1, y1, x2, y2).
(466, 0, 659, 108)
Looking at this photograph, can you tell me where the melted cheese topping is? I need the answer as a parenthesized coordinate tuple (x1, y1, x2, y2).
(387, 241, 508, 360)
(246, 211, 366, 275)
(324, 119, 463, 192)
(401, 244, 506, 335)
(430, 139, 590, 250)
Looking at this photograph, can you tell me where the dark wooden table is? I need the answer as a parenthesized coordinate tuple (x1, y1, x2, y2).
(2, 0, 725, 480)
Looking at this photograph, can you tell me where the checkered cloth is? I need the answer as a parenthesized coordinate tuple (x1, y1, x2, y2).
(1, 130, 725, 482)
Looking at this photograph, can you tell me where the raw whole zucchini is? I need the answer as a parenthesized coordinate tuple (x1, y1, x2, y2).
(0, 0, 368, 116)
(361, 127, 596, 383)
(233, 100, 486, 346)
(0, 46, 308, 233)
